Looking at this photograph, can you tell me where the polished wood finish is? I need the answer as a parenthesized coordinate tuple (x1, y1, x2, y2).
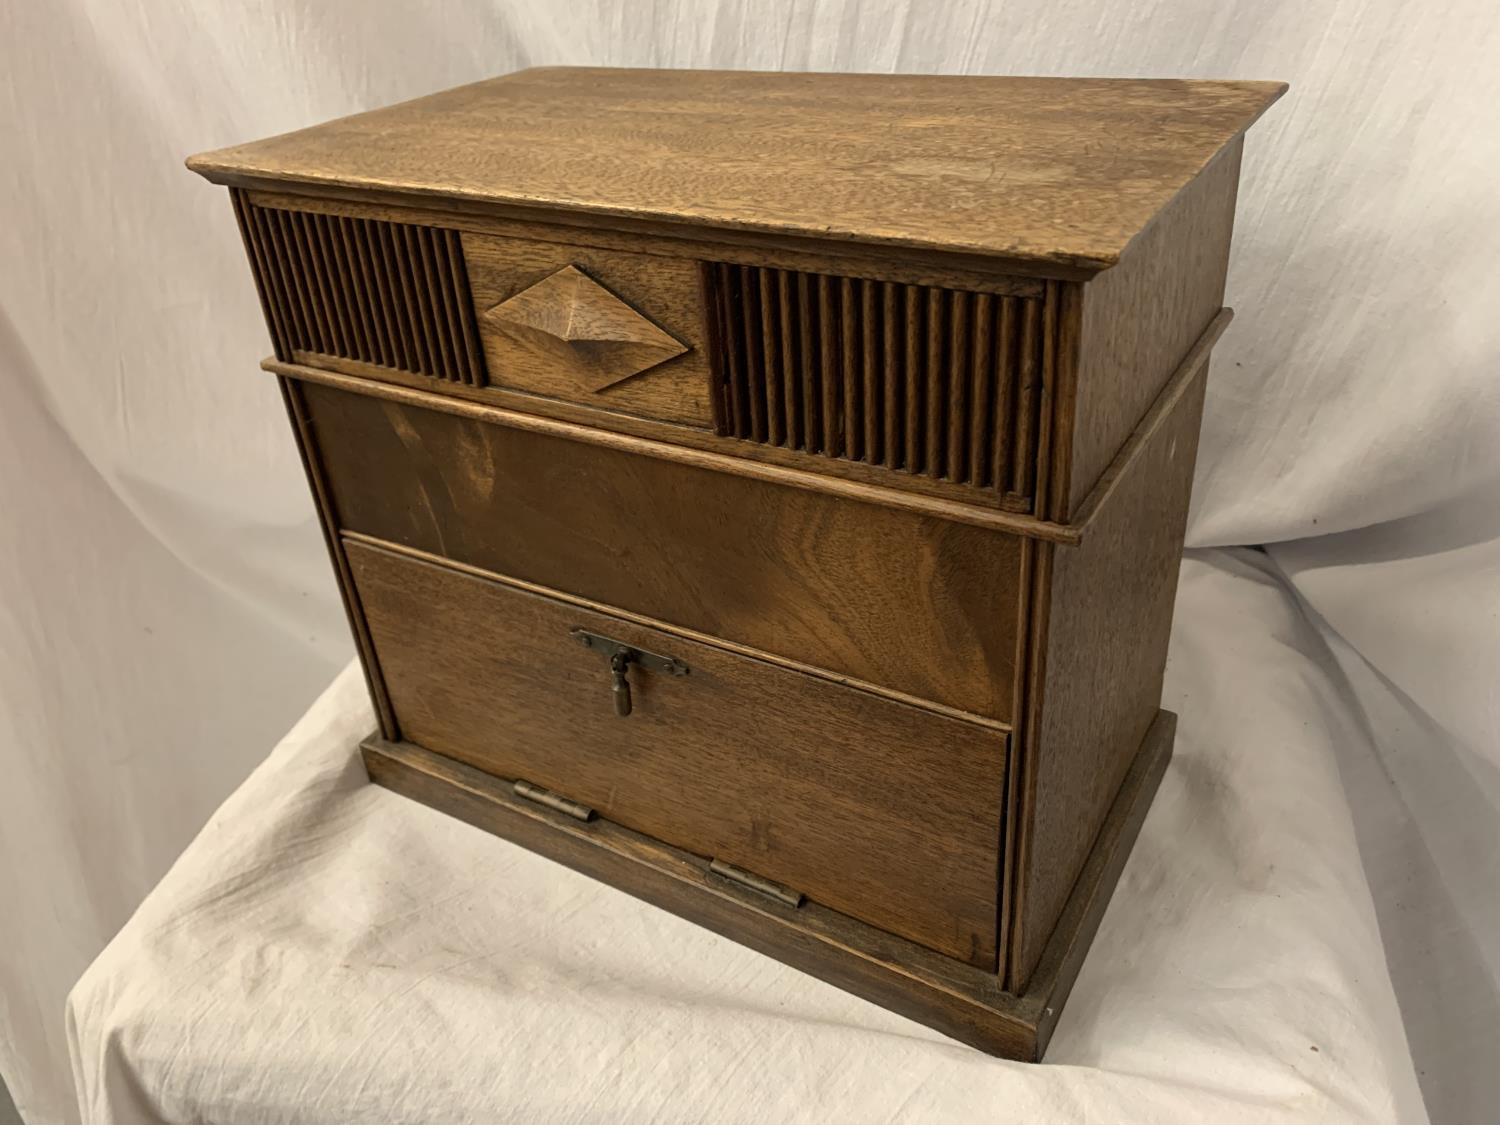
(362, 708, 1174, 1061)
(703, 263, 1045, 508)
(238, 191, 486, 386)
(465, 234, 710, 426)
(190, 69, 1284, 272)
(193, 67, 1283, 1060)
(347, 538, 1008, 965)
(481, 264, 688, 389)
(266, 353, 1075, 525)
(1050, 140, 1244, 520)
(1010, 353, 1211, 990)
(299, 380, 1024, 721)
(242, 187, 1052, 296)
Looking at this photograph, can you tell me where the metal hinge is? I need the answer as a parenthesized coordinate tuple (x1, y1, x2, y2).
(513, 778, 596, 822)
(708, 859, 805, 908)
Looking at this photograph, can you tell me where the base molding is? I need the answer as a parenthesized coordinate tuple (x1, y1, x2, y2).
(361, 709, 1174, 1061)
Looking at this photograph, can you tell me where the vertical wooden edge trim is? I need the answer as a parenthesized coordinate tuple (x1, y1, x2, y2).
(924, 287, 944, 478)
(819, 274, 840, 457)
(281, 210, 333, 355)
(755, 268, 781, 446)
(327, 214, 375, 365)
(279, 378, 399, 740)
(697, 262, 730, 436)
(1004, 537, 1053, 992)
(367, 219, 408, 372)
(859, 279, 879, 462)
(778, 270, 802, 451)
(399, 225, 441, 378)
(992, 298, 1016, 496)
(1046, 282, 1085, 523)
(723, 263, 750, 437)
(902, 285, 921, 473)
(417, 226, 462, 381)
(742, 269, 766, 441)
(839, 276, 860, 461)
(967, 292, 994, 487)
(1032, 282, 1060, 517)
(353, 217, 394, 368)
(264, 207, 313, 352)
(1009, 298, 1040, 497)
(451, 230, 490, 387)
(797, 271, 819, 454)
(881, 281, 899, 470)
(381, 222, 428, 375)
(436, 229, 477, 385)
(304, 210, 356, 359)
(995, 535, 1035, 978)
(946, 291, 969, 482)
(229, 190, 287, 361)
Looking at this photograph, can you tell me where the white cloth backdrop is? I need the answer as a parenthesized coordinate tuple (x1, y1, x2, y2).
(1, 1, 1496, 1122)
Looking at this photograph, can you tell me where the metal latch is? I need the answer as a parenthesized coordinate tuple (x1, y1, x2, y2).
(708, 859, 805, 908)
(571, 628, 689, 717)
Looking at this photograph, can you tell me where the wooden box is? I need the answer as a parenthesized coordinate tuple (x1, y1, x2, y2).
(189, 68, 1284, 1060)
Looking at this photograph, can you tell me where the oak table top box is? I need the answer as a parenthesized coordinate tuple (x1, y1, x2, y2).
(189, 67, 1285, 1061)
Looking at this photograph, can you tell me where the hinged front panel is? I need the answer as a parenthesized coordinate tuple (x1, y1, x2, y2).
(346, 537, 1008, 967)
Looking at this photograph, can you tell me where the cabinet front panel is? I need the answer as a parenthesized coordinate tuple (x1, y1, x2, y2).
(347, 539, 1006, 966)
(301, 380, 1023, 721)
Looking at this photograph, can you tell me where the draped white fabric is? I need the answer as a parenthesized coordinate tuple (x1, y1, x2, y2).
(2, 2, 1496, 1122)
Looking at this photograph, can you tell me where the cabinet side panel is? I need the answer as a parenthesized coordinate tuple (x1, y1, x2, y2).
(1009, 365, 1207, 989)
(1056, 138, 1241, 519)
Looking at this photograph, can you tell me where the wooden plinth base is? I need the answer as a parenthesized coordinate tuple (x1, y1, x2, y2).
(361, 709, 1174, 1061)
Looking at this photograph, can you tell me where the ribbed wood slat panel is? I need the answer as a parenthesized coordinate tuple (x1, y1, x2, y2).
(703, 263, 1044, 503)
(232, 190, 486, 386)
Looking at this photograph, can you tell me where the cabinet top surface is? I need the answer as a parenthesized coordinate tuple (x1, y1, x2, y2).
(188, 67, 1285, 272)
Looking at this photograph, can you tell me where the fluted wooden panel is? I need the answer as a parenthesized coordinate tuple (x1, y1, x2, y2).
(232, 190, 486, 386)
(703, 262, 1044, 504)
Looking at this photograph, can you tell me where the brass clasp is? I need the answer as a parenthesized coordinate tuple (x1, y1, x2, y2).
(571, 629, 689, 718)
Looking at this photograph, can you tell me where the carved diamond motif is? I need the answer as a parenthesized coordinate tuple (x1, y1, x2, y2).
(482, 265, 689, 392)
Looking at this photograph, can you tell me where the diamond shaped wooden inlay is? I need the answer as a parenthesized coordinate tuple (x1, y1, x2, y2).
(481, 265, 689, 393)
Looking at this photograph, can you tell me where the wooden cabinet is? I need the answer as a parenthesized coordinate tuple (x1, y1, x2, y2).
(191, 67, 1285, 1060)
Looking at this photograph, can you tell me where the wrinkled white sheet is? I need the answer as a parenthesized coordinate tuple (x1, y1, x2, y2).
(65, 551, 1428, 1125)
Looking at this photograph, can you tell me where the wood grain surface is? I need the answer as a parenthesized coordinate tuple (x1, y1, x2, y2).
(348, 539, 1008, 965)
(1009, 355, 1209, 988)
(359, 708, 1173, 1060)
(464, 233, 711, 425)
(299, 380, 1025, 720)
(188, 68, 1285, 272)
(1052, 140, 1243, 519)
(269, 359, 1086, 540)
(198, 66, 1281, 1053)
